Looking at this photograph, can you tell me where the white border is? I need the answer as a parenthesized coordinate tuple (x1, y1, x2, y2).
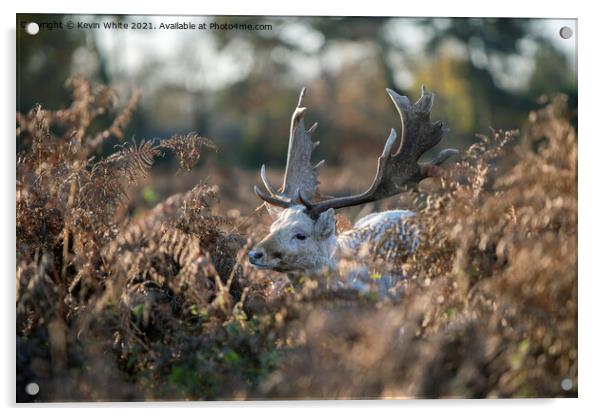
(2, 1, 599, 414)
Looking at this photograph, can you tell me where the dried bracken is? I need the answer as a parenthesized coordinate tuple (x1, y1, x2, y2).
(16, 79, 577, 401)
(161, 132, 217, 172)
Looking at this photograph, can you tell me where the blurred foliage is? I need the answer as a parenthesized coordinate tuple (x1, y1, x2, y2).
(17, 15, 576, 171)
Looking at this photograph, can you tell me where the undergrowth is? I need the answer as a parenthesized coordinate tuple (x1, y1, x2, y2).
(16, 78, 577, 401)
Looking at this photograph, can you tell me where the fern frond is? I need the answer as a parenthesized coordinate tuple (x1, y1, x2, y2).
(93, 138, 160, 183)
(161, 132, 217, 172)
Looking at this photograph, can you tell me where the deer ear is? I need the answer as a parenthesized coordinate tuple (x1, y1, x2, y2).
(314, 208, 335, 240)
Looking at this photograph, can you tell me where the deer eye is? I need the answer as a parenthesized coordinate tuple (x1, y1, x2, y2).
(294, 233, 306, 240)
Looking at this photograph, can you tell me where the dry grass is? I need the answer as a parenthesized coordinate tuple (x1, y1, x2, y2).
(16, 79, 577, 401)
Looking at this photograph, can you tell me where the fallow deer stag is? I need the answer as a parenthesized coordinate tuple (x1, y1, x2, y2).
(248, 86, 457, 293)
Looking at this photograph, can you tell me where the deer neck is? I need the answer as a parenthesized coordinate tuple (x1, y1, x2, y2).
(301, 230, 368, 275)
(335, 228, 366, 259)
(316, 233, 338, 274)
(297, 231, 359, 277)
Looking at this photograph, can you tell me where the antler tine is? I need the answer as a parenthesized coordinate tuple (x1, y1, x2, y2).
(415, 85, 434, 113)
(427, 148, 459, 167)
(260, 164, 281, 196)
(300, 86, 457, 218)
(254, 185, 294, 209)
(297, 87, 307, 107)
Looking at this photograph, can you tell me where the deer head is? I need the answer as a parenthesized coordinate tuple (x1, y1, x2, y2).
(248, 205, 337, 273)
(248, 86, 457, 275)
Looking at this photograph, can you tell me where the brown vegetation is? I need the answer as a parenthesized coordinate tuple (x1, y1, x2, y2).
(16, 79, 577, 401)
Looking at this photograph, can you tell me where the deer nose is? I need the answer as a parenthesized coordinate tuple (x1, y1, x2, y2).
(248, 249, 264, 264)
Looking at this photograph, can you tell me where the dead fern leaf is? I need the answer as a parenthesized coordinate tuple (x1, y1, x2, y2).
(161, 132, 217, 172)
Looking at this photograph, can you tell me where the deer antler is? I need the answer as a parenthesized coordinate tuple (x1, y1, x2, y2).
(255, 86, 458, 216)
(299, 86, 457, 217)
(254, 88, 323, 209)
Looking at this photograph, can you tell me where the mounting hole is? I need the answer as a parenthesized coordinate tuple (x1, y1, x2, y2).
(559, 26, 573, 40)
(25, 382, 40, 396)
(25, 22, 39, 35)
(560, 378, 573, 391)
